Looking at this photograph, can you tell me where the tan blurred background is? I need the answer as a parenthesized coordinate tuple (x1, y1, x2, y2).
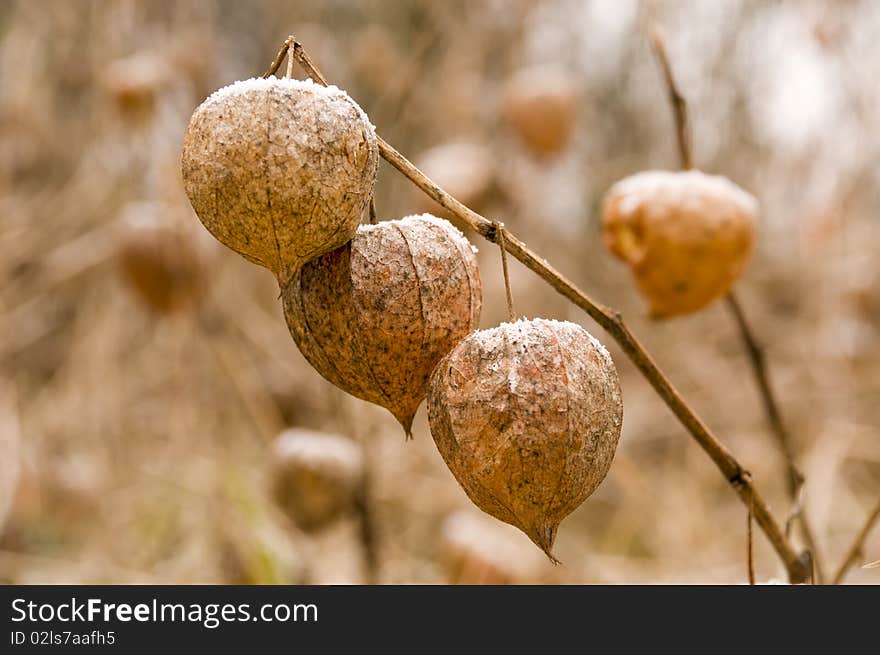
(1, 0, 878, 584)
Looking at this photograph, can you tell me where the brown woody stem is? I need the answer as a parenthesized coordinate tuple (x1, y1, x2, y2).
(277, 36, 810, 584)
(650, 29, 693, 170)
(494, 221, 516, 322)
(724, 292, 823, 582)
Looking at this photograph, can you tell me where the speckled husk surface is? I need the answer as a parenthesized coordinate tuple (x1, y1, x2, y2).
(602, 170, 757, 318)
(283, 214, 482, 436)
(182, 77, 378, 284)
(427, 318, 623, 559)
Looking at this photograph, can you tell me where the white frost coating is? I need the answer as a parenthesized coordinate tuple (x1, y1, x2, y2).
(272, 428, 362, 476)
(608, 169, 759, 218)
(198, 76, 377, 131)
(360, 214, 479, 254)
(479, 317, 612, 362)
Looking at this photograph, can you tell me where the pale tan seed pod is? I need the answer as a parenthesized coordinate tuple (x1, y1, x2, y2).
(412, 141, 495, 231)
(270, 428, 364, 533)
(427, 318, 623, 560)
(181, 77, 378, 284)
(282, 214, 482, 437)
(100, 51, 171, 122)
(115, 202, 206, 314)
(503, 65, 579, 157)
(602, 170, 757, 318)
(440, 510, 553, 584)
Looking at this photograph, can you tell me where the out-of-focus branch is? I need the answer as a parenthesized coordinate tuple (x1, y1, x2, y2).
(832, 496, 880, 585)
(264, 35, 811, 584)
(649, 26, 821, 582)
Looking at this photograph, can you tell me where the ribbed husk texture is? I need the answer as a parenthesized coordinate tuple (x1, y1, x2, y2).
(427, 318, 623, 559)
(282, 214, 482, 437)
(602, 170, 757, 318)
(181, 77, 379, 285)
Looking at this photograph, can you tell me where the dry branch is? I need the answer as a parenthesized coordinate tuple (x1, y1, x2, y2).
(265, 36, 810, 584)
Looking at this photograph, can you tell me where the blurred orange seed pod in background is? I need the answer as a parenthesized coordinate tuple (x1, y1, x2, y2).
(601, 170, 757, 318)
(100, 51, 172, 122)
(502, 65, 579, 157)
(115, 202, 207, 315)
(270, 429, 364, 533)
(427, 318, 623, 560)
(181, 77, 379, 285)
(282, 215, 482, 438)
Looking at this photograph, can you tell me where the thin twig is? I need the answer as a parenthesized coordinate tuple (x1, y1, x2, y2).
(649, 28, 693, 170)
(832, 496, 880, 584)
(725, 292, 824, 582)
(747, 487, 756, 585)
(494, 221, 516, 322)
(649, 27, 820, 582)
(354, 455, 380, 584)
(283, 36, 810, 584)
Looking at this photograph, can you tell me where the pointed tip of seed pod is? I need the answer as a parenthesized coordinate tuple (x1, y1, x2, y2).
(396, 413, 415, 441)
(527, 523, 561, 564)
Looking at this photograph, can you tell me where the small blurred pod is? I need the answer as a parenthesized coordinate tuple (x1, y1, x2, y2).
(99, 51, 173, 123)
(270, 428, 364, 533)
(440, 511, 553, 584)
(115, 201, 208, 315)
(502, 65, 579, 158)
(411, 140, 496, 232)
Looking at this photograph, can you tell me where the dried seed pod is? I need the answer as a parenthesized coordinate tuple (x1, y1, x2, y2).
(503, 65, 579, 157)
(115, 202, 206, 314)
(181, 77, 378, 283)
(427, 318, 622, 559)
(283, 214, 482, 437)
(412, 141, 495, 231)
(440, 510, 552, 584)
(602, 170, 757, 318)
(100, 51, 171, 122)
(270, 428, 363, 532)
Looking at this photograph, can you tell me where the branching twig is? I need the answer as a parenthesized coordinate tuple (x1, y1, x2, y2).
(271, 36, 810, 584)
(832, 496, 880, 584)
(650, 27, 821, 582)
(724, 292, 823, 581)
(649, 29, 693, 171)
(747, 488, 755, 585)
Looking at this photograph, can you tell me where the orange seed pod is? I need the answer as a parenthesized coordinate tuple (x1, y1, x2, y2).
(283, 214, 482, 437)
(427, 318, 623, 559)
(602, 170, 757, 318)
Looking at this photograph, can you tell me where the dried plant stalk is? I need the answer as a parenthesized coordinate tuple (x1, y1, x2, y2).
(182, 77, 378, 284)
(428, 318, 623, 559)
(283, 215, 481, 436)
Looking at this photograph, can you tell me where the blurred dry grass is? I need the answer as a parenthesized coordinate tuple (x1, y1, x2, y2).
(1, 0, 878, 584)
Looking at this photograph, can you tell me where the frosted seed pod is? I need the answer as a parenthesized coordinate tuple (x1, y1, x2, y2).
(270, 428, 363, 532)
(412, 141, 494, 229)
(602, 170, 757, 318)
(427, 318, 623, 559)
(115, 202, 206, 314)
(440, 510, 552, 584)
(503, 66, 579, 157)
(283, 214, 482, 437)
(181, 77, 379, 283)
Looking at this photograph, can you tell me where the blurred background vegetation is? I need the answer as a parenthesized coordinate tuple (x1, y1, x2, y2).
(1, 0, 878, 584)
